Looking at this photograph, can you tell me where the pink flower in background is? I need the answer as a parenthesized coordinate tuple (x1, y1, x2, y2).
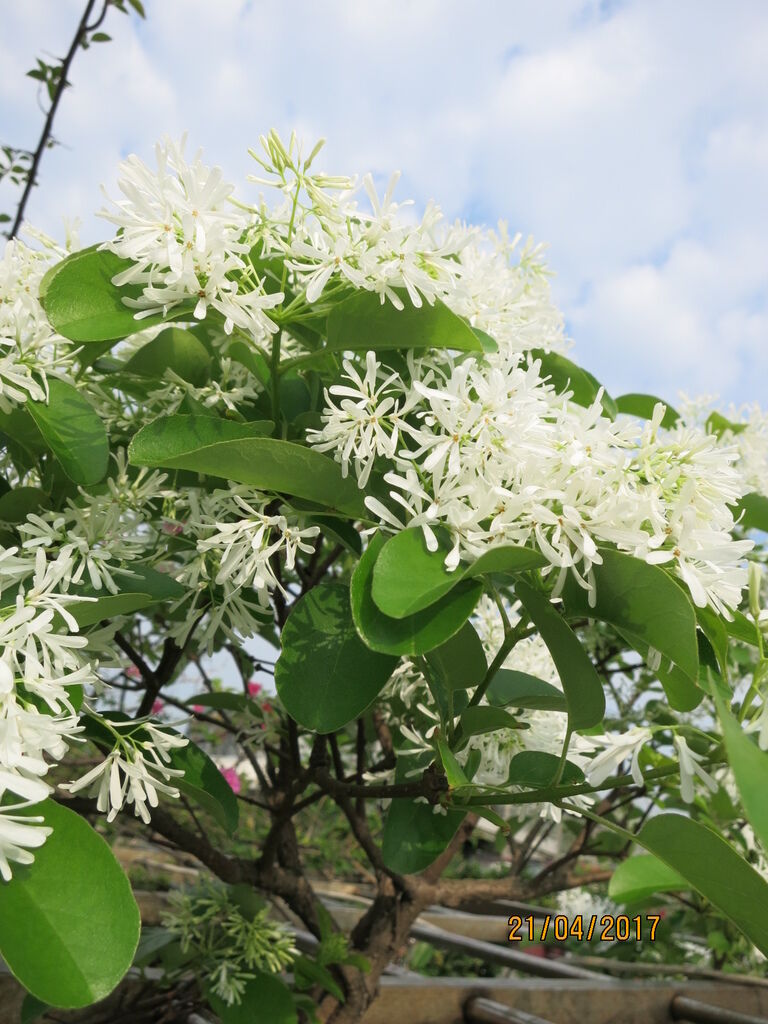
(262, 701, 273, 714)
(247, 681, 262, 696)
(125, 665, 141, 680)
(192, 704, 204, 714)
(151, 699, 165, 715)
(221, 767, 241, 794)
(161, 520, 184, 535)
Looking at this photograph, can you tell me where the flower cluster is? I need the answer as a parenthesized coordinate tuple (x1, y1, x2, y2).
(62, 716, 188, 824)
(0, 236, 74, 413)
(312, 353, 752, 616)
(167, 486, 320, 652)
(163, 882, 297, 1006)
(0, 449, 184, 877)
(100, 136, 283, 339)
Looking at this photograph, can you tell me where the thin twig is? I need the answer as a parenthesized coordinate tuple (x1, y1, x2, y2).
(10, 0, 100, 236)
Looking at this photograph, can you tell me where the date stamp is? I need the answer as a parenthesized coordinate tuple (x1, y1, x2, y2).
(508, 914, 661, 943)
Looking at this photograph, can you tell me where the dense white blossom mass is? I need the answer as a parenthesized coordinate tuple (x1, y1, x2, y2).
(0, 132, 766, 879)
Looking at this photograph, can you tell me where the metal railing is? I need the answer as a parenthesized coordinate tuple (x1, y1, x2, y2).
(464, 996, 555, 1024)
(671, 995, 768, 1024)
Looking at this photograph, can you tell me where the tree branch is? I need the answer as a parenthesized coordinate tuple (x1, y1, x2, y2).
(10, 0, 100, 237)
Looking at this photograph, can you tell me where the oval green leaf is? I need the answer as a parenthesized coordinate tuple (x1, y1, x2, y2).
(531, 349, 617, 418)
(0, 799, 140, 1008)
(423, 620, 486, 689)
(637, 813, 768, 956)
(351, 532, 483, 656)
(507, 750, 584, 787)
(562, 550, 699, 685)
(0, 487, 49, 524)
(736, 492, 768, 533)
(458, 705, 525, 739)
(123, 327, 212, 386)
(276, 582, 397, 733)
(608, 853, 686, 905)
(327, 290, 481, 353)
(40, 246, 191, 342)
(486, 669, 567, 712)
(170, 739, 239, 834)
(516, 581, 605, 730)
(208, 973, 297, 1024)
(716, 691, 768, 853)
(382, 798, 465, 874)
(70, 566, 185, 628)
(615, 393, 679, 428)
(129, 414, 365, 517)
(371, 527, 545, 618)
(28, 379, 109, 486)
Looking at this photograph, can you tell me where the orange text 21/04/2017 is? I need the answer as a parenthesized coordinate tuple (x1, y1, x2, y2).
(507, 914, 662, 943)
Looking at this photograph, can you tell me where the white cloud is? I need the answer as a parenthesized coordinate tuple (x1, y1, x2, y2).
(1, 0, 766, 403)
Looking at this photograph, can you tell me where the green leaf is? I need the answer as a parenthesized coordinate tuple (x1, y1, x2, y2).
(707, 411, 747, 438)
(228, 339, 271, 386)
(306, 515, 362, 555)
(437, 737, 469, 788)
(725, 609, 760, 647)
(562, 550, 699, 684)
(293, 955, 344, 1001)
(186, 692, 258, 714)
(637, 814, 768, 956)
(615, 393, 679, 428)
(132, 926, 175, 966)
(327, 291, 481, 353)
(275, 582, 397, 733)
(20, 994, 49, 1024)
(0, 800, 139, 1008)
(516, 581, 605, 730)
(382, 794, 465, 874)
(40, 246, 191, 342)
(70, 566, 185, 627)
(655, 657, 705, 713)
(170, 739, 239, 834)
(0, 407, 47, 466)
(471, 326, 499, 353)
(507, 750, 584, 787)
(123, 327, 212, 386)
(28, 379, 109, 485)
(129, 414, 365, 517)
(696, 605, 729, 676)
(486, 669, 567, 712)
(608, 854, 686, 904)
(716, 692, 768, 852)
(423, 621, 486, 689)
(371, 527, 545, 618)
(532, 349, 617, 418)
(351, 532, 482, 656)
(736, 492, 768, 533)
(0, 486, 48, 523)
(208, 973, 297, 1024)
(458, 705, 524, 738)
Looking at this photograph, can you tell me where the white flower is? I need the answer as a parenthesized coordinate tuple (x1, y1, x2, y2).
(0, 238, 72, 413)
(586, 727, 652, 787)
(194, 489, 319, 592)
(0, 801, 52, 881)
(674, 734, 718, 804)
(64, 718, 187, 825)
(308, 352, 413, 485)
(100, 136, 282, 341)
(557, 887, 619, 928)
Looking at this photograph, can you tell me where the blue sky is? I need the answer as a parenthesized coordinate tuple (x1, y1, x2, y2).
(2, 0, 767, 407)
